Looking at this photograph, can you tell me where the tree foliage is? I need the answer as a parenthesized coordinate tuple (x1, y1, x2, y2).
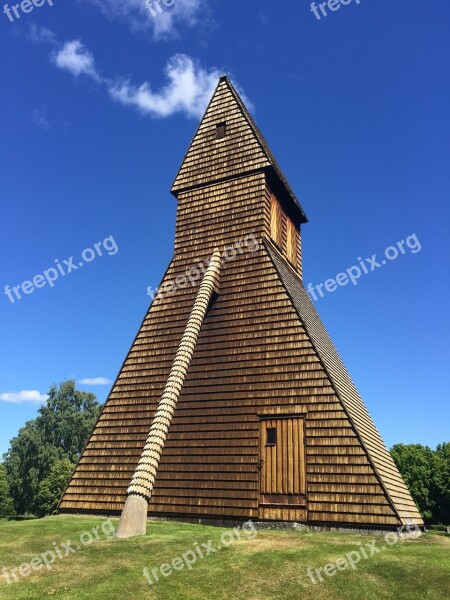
(0, 463, 15, 517)
(433, 443, 450, 524)
(35, 458, 75, 517)
(2, 380, 101, 515)
(3, 422, 60, 514)
(391, 443, 450, 524)
(37, 380, 101, 462)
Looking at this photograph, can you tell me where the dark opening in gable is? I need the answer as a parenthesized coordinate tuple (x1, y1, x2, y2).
(216, 122, 227, 139)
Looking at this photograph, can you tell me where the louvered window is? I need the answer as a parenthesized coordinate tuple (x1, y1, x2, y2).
(270, 193, 298, 269)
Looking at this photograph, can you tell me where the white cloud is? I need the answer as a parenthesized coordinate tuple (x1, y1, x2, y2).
(26, 24, 58, 46)
(51, 40, 101, 81)
(0, 390, 49, 404)
(48, 38, 252, 120)
(85, 0, 210, 40)
(39, 32, 252, 121)
(78, 377, 112, 386)
(109, 54, 220, 119)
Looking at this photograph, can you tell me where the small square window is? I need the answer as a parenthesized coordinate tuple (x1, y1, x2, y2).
(216, 122, 227, 139)
(266, 428, 277, 446)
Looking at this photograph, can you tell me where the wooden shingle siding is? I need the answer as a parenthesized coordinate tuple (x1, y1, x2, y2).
(60, 76, 422, 528)
(172, 79, 307, 224)
(265, 241, 423, 525)
(61, 242, 408, 526)
(172, 81, 270, 193)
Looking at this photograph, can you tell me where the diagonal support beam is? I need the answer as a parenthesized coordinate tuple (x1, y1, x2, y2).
(116, 249, 222, 538)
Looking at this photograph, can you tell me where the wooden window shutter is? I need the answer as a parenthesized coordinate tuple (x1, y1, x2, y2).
(270, 194, 283, 250)
(286, 218, 298, 267)
(270, 194, 278, 242)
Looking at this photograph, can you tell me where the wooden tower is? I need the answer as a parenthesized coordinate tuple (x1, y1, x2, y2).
(60, 77, 423, 529)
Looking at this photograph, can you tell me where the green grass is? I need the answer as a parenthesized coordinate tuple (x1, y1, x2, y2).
(0, 516, 449, 600)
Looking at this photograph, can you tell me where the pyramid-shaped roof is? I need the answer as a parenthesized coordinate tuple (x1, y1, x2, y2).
(171, 76, 307, 223)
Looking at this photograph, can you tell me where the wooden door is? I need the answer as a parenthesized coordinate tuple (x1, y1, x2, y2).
(259, 417, 306, 506)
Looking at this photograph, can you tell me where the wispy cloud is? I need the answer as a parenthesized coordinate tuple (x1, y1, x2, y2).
(85, 0, 211, 40)
(26, 28, 252, 120)
(78, 377, 112, 385)
(49, 38, 251, 119)
(51, 40, 101, 81)
(109, 54, 220, 119)
(0, 390, 49, 404)
(32, 107, 50, 130)
(25, 24, 58, 46)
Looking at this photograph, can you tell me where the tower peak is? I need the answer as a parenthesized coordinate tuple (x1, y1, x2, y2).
(171, 77, 307, 224)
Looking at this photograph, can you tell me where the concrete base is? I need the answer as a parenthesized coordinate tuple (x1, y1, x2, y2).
(116, 495, 148, 539)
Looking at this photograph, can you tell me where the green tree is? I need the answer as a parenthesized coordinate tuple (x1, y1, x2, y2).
(36, 380, 101, 463)
(35, 458, 75, 517)
(391, 442, 450, 524)
(0, 463, 15, 517)
(391, 443, 435, 520)
(3, 423, 60, 514)
(433, 443, 450, 524)
(3, 380, 101, 515)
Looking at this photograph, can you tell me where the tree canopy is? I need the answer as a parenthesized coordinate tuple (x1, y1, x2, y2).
(391, 443, 450, 524)
(0, 463, 15, 517)
(35, 458, 75, 517)
(2, 380, 101, 515)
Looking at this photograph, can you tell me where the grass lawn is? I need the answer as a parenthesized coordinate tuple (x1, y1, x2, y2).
(0, 516, 448, 600)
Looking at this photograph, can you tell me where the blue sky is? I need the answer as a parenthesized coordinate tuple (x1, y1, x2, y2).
(0, 0, 449, 457)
